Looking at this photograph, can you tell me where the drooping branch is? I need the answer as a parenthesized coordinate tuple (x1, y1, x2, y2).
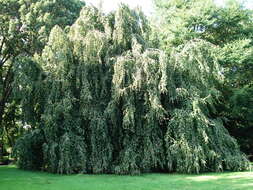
(13, 5, 250, 174)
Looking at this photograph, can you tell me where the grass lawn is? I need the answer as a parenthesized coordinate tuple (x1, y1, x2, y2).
(0, 165, 252, 190)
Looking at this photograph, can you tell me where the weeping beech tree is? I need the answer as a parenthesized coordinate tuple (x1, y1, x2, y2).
(14, 5, 249, 174)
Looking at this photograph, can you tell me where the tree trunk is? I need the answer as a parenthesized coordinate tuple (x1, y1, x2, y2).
(0, 103, 4, 163)
(0, 64, 14, 163)
(0, 139, 3, 164)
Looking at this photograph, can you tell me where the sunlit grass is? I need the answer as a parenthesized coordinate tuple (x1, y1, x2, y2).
(0, 165, 252, 190)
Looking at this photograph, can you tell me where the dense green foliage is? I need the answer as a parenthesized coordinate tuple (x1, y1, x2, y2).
(13, 5, 250, 174)
(0, 0, 251, 175)
(154, 0, 253, 157)
(0, 0, 84, 161)
(1, 165, 253, 190)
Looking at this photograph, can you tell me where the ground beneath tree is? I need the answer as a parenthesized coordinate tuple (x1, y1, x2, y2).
(0, 165, 252, 190)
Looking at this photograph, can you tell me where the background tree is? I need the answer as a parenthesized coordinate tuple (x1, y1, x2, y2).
(153, 0, 253, 158)
(0, 0, 84, 162)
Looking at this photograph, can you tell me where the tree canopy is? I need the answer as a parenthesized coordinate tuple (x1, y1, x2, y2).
(0, 0, 84, 162)
(13, 4, 250, 174)
(153, 0, 253, 157)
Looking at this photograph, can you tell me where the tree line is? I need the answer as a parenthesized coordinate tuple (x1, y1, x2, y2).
(0, 0, 252, 174)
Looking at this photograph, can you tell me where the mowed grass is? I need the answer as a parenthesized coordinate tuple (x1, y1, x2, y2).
(0, 165, 252, 190)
